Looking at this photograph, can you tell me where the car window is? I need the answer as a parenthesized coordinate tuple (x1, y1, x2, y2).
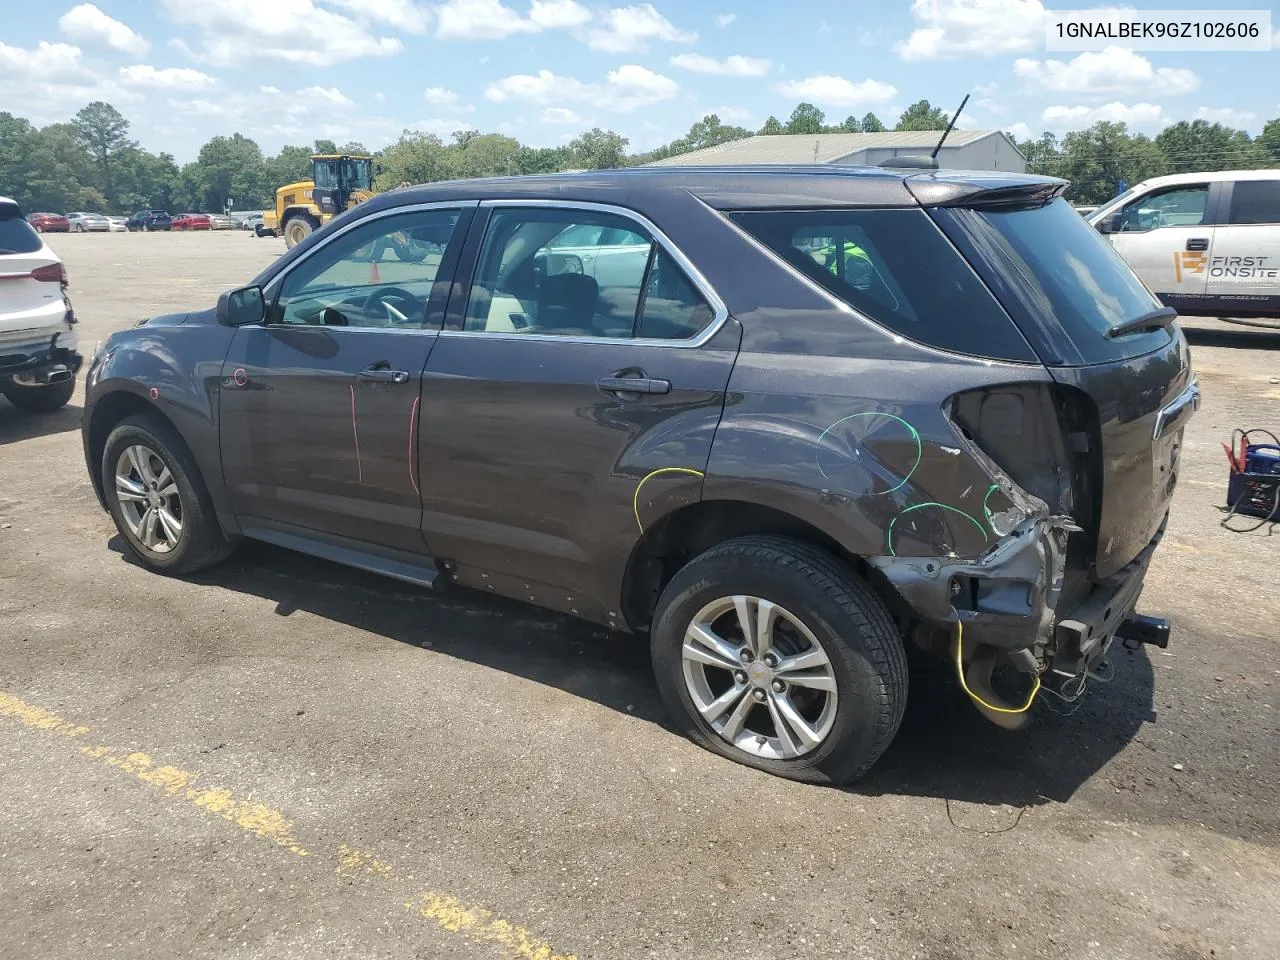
(1228, 180, 1280, 225)
(461, 208, 713, 340)
(731, 208, 1036, 362)
(270, 209, 460, 329)
(1116, 185, 1208, 231)
(0, 205, 43, 254)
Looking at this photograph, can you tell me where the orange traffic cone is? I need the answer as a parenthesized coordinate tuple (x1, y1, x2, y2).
(369, 261, 380, 284)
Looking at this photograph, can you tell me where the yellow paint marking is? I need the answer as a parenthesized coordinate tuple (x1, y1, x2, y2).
(410, 893, 577, 960)
(336, 844, 393, 877)
(3, 689, 578, 959)
(0, 691, 89, 737)
(633, 466, 705, 532)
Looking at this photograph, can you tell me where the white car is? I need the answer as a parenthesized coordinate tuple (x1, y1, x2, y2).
(1088, 170, 1280, 321)
(0, 197, 80, 413)
(67, 211, 111, 233)
(107, 216, 128, 233)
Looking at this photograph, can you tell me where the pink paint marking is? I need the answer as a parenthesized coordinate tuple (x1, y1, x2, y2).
(233, 367, 247, 386)
(408, 395, 421, 495)
(149, 387, 159, 400)
(349, 384, 363, 484)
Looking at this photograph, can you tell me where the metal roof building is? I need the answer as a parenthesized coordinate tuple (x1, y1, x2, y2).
(647, 130, 1026, 173)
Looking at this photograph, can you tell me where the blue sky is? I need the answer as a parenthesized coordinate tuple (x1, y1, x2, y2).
(2, 0, 1278, 162)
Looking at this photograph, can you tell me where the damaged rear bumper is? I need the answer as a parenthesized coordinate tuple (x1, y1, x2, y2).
(870, 514, 1167, 677)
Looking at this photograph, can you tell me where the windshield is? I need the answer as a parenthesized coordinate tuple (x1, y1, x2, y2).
(343, 158, 372, 191)
(932, 197, 1170, 365)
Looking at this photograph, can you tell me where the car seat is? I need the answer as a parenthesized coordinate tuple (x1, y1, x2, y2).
(536, 273, 599, 335)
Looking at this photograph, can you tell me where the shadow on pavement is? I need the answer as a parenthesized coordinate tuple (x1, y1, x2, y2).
(110, 535, 1152, 808)
(1183, 324, 1280, 351)
(0, 401, 83, 445)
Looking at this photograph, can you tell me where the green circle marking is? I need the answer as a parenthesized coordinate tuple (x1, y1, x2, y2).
(887, 502, 989, 557)
(815, 412, 922, 494)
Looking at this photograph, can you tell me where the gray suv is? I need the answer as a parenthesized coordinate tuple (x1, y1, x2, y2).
(81, 166, 1197, 784)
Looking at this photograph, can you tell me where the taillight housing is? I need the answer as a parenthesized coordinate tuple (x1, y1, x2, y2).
(31, 262, 68, 288)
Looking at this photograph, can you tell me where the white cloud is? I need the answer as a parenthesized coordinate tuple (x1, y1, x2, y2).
(716, 13, 736, 27)
(410, 117, 477, 137)
(975, 97, 1007, 114)
(260, 85, 280, 94)
(530, 0, 591, 28)
(777, 75, 897, 107)
(713, 105, 753, 124)
(162, 0, 402, 66)
(1192, 106, 1257, 129)
(579, 3, 695, 53)
(59, 3, 149, 56)
(423, 86, 458, 104)
(899, 0, 1047, 61)
(327, 0, 431, 33)
(0, 40, 91, 84)
(119, 64, 216, 91)
(486, 64, 678, 112)
(541, 106, 584, 124)
(1041, 101, 1170, 130)
(1013, 47, 1198, 96)
(1003, 121, 1034, 141)
(669, 53, 770, 77)
(300, 85, 355, 107)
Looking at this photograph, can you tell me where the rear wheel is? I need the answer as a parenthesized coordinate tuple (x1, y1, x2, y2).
(3, 378, 75, 413)
(102, 414, 233, 575)
(651, 536, 908, 785)
(283, 215, 319, 249)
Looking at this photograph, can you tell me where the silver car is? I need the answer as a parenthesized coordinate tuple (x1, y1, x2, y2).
(208, 214, 236, 230)
(67, 212, 111, 233)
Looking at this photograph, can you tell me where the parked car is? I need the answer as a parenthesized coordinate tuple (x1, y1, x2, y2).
(1073, 205, 1098, 217)
(1088, 169, 1280, 321)
(82, 167, 1195, 784)
(107, 216, 128, 233)
(237, 213, 265, 231)
(125, 210, 172, 232)
(67, 212, 111, 233)
(27, 212, 70, 233)
(1, 197, 80, 413)
(208, 213, 235, 230)
(171, 213, 212, 231)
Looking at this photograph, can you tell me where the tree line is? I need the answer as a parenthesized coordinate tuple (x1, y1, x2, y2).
(2, 99, 1277, 215)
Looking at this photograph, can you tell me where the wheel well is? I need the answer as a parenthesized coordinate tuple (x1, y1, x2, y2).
(282, 208, 320, 227)
(620, 499, 907, 632)
(86, 392, 176, 500)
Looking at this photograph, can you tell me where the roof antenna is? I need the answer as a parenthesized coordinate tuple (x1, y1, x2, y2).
(931, 93, 970, 161)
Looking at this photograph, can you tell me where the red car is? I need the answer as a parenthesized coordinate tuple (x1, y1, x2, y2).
(27, 212, 70, 233)
(171, 213, 211, 231)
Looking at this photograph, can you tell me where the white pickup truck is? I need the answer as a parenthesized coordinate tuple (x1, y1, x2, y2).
(0, 197, 81, 413)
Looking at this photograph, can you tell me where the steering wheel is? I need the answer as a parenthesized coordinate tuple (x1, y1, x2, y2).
(360, 286, 422, 325)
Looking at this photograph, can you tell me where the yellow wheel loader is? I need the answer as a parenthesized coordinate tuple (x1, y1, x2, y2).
(263, 154, 377, 249)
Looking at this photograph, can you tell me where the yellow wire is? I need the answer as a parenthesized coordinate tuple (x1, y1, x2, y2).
(633, 467, 705, 532)
(952, 620, 1041, 715)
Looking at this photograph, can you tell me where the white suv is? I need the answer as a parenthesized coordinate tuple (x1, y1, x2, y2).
(0, 197, 81, 413)
(1088, 170, 1280, 322)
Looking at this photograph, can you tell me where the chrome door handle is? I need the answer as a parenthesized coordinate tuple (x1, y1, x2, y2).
(595, 376, 671, 396)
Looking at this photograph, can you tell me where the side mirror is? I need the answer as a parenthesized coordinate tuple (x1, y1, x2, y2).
(216, 285, 265, 327)
(1095, 214, 1119, 234)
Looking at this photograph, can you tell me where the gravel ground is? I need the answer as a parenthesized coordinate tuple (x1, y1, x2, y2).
(1, 231, 1278, 960)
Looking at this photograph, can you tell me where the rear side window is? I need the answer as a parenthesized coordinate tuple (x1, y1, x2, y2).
(1228, 181, 1280, 225)
(0, 206, 42, 254)
(933, 197, 1170, 365)
(730, 208, 1036, 362)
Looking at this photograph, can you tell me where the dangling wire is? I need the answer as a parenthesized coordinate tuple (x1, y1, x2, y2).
(951, 621, 1040, 715)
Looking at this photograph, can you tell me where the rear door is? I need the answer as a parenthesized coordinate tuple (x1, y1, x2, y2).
(418, 201, 740, 619)
(219, 203, 472, 553)
(1104, 181, 1215, 310)
(1207, 178, 1280, 317)
(935, 197, 1194, 578)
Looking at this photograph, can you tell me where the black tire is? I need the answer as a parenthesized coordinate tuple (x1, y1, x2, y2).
(283, 215, 318, 249)
(3, 377, 75, 413)
(102, 413, 234, 575)
(650, 536, 908, 785)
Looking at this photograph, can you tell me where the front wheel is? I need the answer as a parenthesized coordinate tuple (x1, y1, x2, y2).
(283, 215, 318, 249)
(650, 536, 908, 785)
(3, 377, 75, 413)
(102, 414, 233, 575)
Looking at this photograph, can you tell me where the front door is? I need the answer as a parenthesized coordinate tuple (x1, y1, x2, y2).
(1106, 181, 1214, 310)
(219, 203, 472, 553)
(418, 203, 740, 620)
(1207, 178, 1280, 317)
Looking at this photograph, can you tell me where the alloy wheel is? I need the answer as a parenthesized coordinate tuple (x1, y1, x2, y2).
(114, 444, 183, 554)
(682, 595, 839, 760)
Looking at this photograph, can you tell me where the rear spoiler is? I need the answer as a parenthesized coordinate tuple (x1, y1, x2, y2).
(906, 175, 1068, 211)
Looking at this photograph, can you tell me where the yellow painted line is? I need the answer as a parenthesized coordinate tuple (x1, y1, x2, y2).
(1, 689, 578, 960)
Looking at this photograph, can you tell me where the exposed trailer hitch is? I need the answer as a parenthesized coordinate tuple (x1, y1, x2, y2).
(1115, 613, 1170, 650)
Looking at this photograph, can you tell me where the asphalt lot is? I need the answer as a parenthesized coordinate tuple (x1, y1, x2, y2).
(2, 230, 1278, 960)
